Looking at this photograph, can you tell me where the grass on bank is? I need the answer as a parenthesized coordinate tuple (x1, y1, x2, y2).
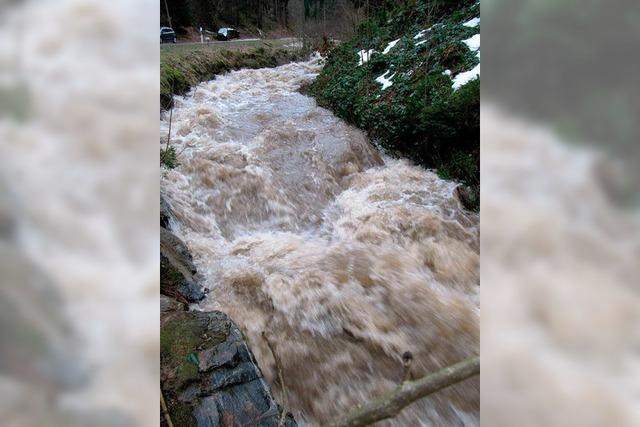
(160, 41, 313, 169)
(161, 41, 310, 110)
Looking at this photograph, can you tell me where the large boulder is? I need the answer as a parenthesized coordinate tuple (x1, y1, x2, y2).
(161, 311, 296, 427)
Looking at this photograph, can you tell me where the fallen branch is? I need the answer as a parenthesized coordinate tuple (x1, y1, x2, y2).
(324, 356, 479, 427)
(160, 390, 174, 427)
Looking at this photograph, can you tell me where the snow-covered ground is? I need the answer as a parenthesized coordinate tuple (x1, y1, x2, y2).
(382, 38, 400, 54)
(376, 70, 395, 90)
(357, 49, 375, 65)
(462, 17, 480, 27)
(452, 64, 480, 90)
(450, 26, 480, 90)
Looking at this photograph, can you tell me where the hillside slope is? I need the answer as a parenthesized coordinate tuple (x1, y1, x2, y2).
(309, 0, 480, 208)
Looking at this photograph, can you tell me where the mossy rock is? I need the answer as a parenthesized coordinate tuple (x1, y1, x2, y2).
(161, 295, 185, 313)
(160, 227, 205, 303)
(161, 311, 231, 391)
(161, 311, 297, 426)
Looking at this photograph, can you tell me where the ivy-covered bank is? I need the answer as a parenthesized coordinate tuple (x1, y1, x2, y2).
(309, 0, 480, 209)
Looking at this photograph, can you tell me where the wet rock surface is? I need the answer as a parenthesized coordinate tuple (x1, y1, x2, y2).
(161, 198, 294, 426)
(160, 227, 205, 304)
(161, 295, 186, 313)
(160, 194, 174, 229)
(161, 310, 295, 427)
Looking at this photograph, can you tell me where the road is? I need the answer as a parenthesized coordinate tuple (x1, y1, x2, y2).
(161, 37, 302, 52)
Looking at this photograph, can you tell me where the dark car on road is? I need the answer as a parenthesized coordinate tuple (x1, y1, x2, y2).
(216, 28, 240, 41)
(160, 27, 177, 44)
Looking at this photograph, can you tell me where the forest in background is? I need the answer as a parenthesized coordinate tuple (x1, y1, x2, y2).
(161, 0, 415, 39)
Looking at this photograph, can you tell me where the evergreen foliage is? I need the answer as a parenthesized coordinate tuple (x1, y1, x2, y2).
(309, 0, 480, 209)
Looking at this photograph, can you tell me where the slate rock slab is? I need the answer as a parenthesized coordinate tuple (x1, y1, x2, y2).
(161, 310, 296, 427)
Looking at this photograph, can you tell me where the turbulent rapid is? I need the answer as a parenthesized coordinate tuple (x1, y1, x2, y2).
(161, 55, 479, 426)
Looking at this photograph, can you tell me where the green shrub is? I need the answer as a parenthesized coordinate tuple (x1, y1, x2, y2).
(161, 145, 178, 169)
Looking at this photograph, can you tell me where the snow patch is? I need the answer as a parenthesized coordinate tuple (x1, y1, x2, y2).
(462, 17, 480, 27)
(463, 34, 480, 52)
(443, 69, 452, 76)
(452, 64, 480, 90)
(376, 70, 396, 90)
(357, 49, 375, 66)
(382, 38, 400, 54)
(416, 39, 428, 46)
(413, 28, 431, 39)
(448, 30, 480, 90)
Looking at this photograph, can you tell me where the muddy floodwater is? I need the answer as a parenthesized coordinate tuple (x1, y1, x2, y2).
(161, 55, 479, 426)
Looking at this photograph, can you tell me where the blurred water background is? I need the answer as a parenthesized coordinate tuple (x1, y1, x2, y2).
(0, 0, 158, 426)
(482, 0, 640, 425)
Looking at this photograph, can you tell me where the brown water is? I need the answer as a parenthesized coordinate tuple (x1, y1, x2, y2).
(161, 55, 479, 426)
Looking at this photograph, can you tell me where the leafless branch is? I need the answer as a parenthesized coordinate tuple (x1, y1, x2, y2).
(323, 356, 479, 427)
(161, 390, 175, 427)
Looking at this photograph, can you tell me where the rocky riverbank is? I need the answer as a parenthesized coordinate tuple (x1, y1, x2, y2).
(160, 196, 295, 427)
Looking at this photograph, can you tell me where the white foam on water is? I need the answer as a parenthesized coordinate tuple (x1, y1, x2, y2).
(162, 56, 479, 425)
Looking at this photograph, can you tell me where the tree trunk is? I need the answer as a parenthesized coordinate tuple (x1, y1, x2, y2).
(323, 2, 326, 36)
(163, 0, 172, 28)
(283, 0, 289, 27)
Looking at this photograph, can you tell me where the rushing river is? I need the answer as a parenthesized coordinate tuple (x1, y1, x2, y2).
(161, 54, 479, 426)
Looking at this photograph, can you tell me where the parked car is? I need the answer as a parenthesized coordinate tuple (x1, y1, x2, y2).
(216, 28, 240, 41)
(160, 27, 177, 44)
